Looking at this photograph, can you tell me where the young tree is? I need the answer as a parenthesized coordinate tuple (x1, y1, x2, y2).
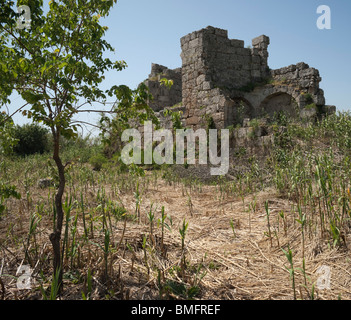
(0, 0, 154, 292)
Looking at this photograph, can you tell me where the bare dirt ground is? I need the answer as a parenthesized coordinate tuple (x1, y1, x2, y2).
(1, 173, 351, 300)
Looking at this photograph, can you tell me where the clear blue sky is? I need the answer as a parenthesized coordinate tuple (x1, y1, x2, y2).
(11, 0, 351, 130)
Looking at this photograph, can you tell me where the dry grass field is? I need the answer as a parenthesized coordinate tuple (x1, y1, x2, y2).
(2, 113, 351, 300)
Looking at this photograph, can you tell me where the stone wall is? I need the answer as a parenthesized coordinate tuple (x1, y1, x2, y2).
(223, 62, 328, 123)
(180, 26, 271, 128)
(143, 26, 334, 130)
(143, 63, 182, 112)
(270, 62, 325, 107)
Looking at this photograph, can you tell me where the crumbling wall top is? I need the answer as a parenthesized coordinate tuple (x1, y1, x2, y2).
(144, 64, 182, 112)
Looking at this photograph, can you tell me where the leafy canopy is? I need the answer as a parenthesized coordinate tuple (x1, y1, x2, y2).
(0, 0, 128, 139)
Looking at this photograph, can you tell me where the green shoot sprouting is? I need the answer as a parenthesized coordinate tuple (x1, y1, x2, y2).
(179, 219, 189, 278)
(229, 219, 236, 238)
(281, 245, 296, 300)
(265, 201, 273, 247)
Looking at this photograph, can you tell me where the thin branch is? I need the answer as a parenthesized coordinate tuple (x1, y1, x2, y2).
(75, 101, 92, 110)
(70, 120, 103, 131)
(0, 25, 36, 57)
(75, 100, 116, 110)
(0, 102, 29, 126)
(70, 120, 113, 135)
(75, 109, 116, 114)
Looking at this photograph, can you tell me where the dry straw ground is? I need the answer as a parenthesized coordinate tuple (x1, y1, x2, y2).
(1, 167, 350, 300)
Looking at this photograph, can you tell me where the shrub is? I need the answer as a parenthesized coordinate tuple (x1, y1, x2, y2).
(273, 111, 289, 126)
(13, 123, 49, 156)
(305, 103, 316, 110)
(89, 153, 108, 171)
(60, 134, 100, 163)
(303, 93, 314, 105)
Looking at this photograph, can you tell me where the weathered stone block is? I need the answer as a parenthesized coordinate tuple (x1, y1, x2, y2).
(296, 62, 309, 70)
(214, 28, 228, 37)
(202, 81, 211, 91)
(315, 90, 326, 105)
(322, 105, 336, 115)
(251, 70, 261, 78)
(252, 56, 261, 64)
(186, 116, 199, 126)
(300, 107, 317, 119)
(189, 38, 200, 49)
(252, 35, 270, 46)
(230, 39, 244, 48)
(196, 74, 206, 86)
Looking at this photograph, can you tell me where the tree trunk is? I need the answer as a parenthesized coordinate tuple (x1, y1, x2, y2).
(49, 130, 65, 294)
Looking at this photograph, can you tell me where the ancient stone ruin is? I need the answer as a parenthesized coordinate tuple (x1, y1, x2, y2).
(143, 64, 182, 113)
(144, 26, 335, 130)
(139, 25, 336, 180)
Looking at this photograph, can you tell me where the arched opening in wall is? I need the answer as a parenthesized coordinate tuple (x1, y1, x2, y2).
(259, 92, 298, 119)
(224, 98, 253, 127)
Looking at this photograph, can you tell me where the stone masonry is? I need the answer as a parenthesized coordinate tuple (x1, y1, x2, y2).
(143, 63, 182, 112)
(143, 26, 335, 130)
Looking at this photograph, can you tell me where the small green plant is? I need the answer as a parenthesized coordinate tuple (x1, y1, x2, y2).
(305, 103, 317, 110)
(80, 192, 88, 239)
(25, 212, 42, 265)
(248, 118, 260, 128)
(159, 78, 174, 89)
(69, 213, 79, 269)
(61, 196, 73, 265)
(82, 268, 93, 300)
(90, 229, 111, 281)
(296, 205, 306, 262)
(273, 111, 289, 126)
(157, 206, 171, 257)
(226, 124, 236, 132)
(179, 219, 189, 278)
(0, 183, 21, 217)
(164, 109, 183, 130)
(265, 201, 273, 247)
(102, 229, 111, 281)
(186, 191, 194, 216)
(202, 114, 216, 131)
(163, 279, 201, 300)
(229, 219, 236, 238)
(147, 203, 156, 245)
(280, 77, 287, 84)
(297, 258, 315, 299)
(40, 267, 61, 300)
(142, 234, 150, 279)
(281, 245, 296, 300)
(279, 211, 287, 236)
(248, 197, 257, 233)
(303, 93, 314, 105)
(134, 180, 142, 223)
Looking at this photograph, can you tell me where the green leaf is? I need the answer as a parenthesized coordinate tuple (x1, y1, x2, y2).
(21, 91, 44, 104)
